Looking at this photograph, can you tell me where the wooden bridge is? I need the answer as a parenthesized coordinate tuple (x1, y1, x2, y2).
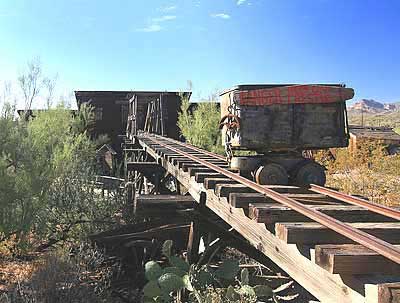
(116, 131, 400, 303)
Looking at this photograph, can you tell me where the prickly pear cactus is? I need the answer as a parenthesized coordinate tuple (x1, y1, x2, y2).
(158, 273, 185, 293)
(145, 261, 163, 281)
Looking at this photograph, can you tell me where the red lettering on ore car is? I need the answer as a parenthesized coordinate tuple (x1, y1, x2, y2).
(238, 85, 354, 106)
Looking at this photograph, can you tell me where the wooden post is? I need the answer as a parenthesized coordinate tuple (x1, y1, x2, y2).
(365, 282, 400, 303)
(186, 220, 201, 264)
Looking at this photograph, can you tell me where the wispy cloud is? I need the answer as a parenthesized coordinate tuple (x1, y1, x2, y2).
(211, 13, 231, 19)
(136, 14, 177, 33)
(237, 0, 251, 6)
(152, 15, 176, 22)
(159, 5, 177, 12)
(136, 24, 163, 32)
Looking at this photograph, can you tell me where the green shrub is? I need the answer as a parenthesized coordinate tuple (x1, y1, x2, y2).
(177, 95, 224, 155)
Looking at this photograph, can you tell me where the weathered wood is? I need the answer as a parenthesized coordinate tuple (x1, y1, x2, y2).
(229, 193, 267, 208)
(204, 190, 364, 303)
(188, 167, 216, 176)
(229, 193, 342, 209)
(135, 195, 195, 213)
(126, 162, 160, 171)
(276, 222, 400, 245)
(215, 184, 255, 198)
(204, 178, 237, 190)
(136, 137, 367, 302)
(216, 184, 309, 199)
(195, 172, 224, 183)
(365, 282, 400, 303)
(250, 204, 395, 224)
(186, 221, 201, 264)
(182, 163, 205, 172)
(314, 244, 400, 275)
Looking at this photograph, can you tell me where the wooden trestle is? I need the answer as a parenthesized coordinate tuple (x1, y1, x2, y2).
(126, 133, 400, 303)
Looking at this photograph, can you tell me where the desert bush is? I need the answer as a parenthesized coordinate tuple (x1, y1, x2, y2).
(0, 245, 116, 303)
(177, 95, 224, 155)
(0, 104, 125, 253)
(316, 143, 400, 206)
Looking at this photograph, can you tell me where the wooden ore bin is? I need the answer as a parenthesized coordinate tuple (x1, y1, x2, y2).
(219, 84, 355, 186)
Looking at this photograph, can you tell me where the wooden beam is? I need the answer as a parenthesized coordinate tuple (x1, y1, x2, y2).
(136, 137, 366, 302)
(188, 167, 216, 176)
(204, 190, 364, 303)
(126, 162, 160, 171)
(204, 178, 237, 190)
(215, 184, 255, 198)
(365, 282, 400, 303)
(315, 244, 400, 275)
(135, 195, 195, 213)
(276, 222, 400, 245)
(229, 193, 267, 209)
(195, 172, 224, 183)
(186, 221, 201, 264)
(230, 193, 342, 210)
(250, 204, 395, 224)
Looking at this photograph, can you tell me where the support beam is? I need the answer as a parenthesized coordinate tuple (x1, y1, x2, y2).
(276, 222, 400, 245)
(365, 282, 400, 303)
(186, 221, 201, 264)
(250, 204, 395, 224)
(315, 244, 400, 275)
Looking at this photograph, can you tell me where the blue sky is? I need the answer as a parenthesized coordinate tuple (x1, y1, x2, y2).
(0, 0, 399, 106)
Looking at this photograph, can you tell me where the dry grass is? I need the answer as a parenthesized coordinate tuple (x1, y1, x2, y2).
(0, 246, 115, 303)
(315, 143, 400, 206)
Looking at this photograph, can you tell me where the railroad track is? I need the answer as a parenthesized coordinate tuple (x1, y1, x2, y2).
(132, 132, 400, 303)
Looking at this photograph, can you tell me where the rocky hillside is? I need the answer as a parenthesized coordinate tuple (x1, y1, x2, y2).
(347, 99, 400, 133)
(348, 99, 400, 113)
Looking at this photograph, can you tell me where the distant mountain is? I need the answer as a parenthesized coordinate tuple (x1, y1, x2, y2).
(348, 99, 400, 113)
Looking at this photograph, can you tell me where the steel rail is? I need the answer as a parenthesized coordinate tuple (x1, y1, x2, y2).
(140, 133, 400, 265)
(310, 184, 400, 221)
(152, 134, 400, 222)
(149, 134, 227, 161)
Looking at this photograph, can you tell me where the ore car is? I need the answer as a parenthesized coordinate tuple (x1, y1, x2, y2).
(219, 84, 354, 186)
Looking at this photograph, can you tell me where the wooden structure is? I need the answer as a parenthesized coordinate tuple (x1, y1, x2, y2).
(125, 91, 191, 141)
(96, 144, 117, 175)
(75, 90, 190, 153)
(220, 84, 354, 152)
(348, 125, 400, 155)
(219, 84, 355, 186)
(129, 132, 400, 303)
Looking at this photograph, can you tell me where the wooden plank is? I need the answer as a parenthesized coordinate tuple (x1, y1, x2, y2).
(136, 195, 195, 210)
(195, 172, 224, 183)
(230, 193, 342, 209)
(137, 137, 366, 302)
(204, 190, 364, 303)
(250, 204, 395, 224)
(186, 221, 201, 264)
(126, 162, 160, 171)
(204, 178, 237, 190)
(315, 244, 400, 275)
(188, 167, 215, 176)
(215, 184, 255, 198)
(229, 193, 267, 208)
(215, 184, 308, 198)
(276, 222, 400, 245)
(365, 282, 400, 303)
(182, 163, 205, 172)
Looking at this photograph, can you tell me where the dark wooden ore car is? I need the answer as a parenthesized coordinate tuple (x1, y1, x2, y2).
(219, 84, 355, 186)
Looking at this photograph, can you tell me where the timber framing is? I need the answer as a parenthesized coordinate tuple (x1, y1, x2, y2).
(135, 134, 400, 303)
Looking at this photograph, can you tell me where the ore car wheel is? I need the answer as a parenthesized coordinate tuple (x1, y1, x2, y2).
(255, 163, 288, 185)
(294, 162, 326, 186)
